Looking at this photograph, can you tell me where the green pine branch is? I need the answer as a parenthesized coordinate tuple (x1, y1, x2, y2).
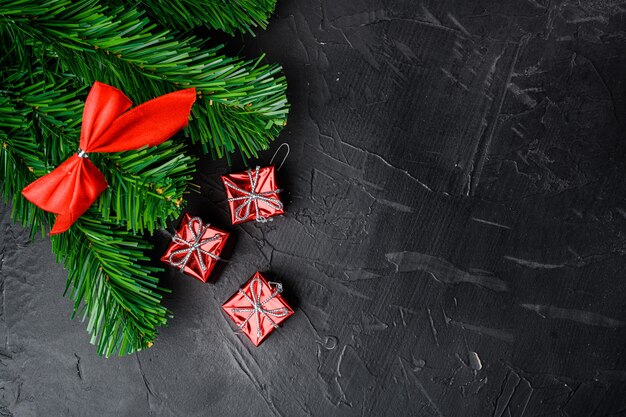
(0, 0, 289, 356)
(95, 141, 197, 234)
(2, 68, 85, 173)
(52, 215, 169, 357)
(0, 93, 51, 236)
(121, 0, 278, 36)
(1, 0, 288, 159)
(0, 72, 174, 356)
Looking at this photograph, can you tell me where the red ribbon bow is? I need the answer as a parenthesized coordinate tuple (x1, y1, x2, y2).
(22, 82, 196, 234)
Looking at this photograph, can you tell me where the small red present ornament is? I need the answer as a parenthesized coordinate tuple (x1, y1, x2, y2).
(221, 165, 284, 224)
(222, 272, 294, 346)
(161, 214, 229, 283)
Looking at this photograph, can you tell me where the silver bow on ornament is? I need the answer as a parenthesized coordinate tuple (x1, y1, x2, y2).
(229, 276, 290, 338)
(224, 166, 283, 223)
(169, 217, 221, 272)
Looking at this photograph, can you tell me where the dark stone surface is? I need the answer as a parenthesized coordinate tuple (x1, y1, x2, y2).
(1, 0, 626, 416)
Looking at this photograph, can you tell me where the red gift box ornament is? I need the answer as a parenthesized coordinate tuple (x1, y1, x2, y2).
(222, 165, 284, 224)
(21, 81, 196, 234)
(161, 214, 229, 283)
(222, 272, 294, 346)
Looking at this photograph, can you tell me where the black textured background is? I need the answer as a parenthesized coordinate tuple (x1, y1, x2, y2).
(1, 0, 626, 416)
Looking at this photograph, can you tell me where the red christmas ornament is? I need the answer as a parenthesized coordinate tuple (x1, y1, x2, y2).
(222, 272, 294, 346)
(161, 214, 229, 283)
(221, 165, 284, 225)
(22, 82, 196, 234)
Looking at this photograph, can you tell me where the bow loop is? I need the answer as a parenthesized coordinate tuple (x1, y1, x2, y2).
(79, 82, 132, 151)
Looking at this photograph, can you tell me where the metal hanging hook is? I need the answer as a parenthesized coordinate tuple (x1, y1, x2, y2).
(269, 143, 290, 171)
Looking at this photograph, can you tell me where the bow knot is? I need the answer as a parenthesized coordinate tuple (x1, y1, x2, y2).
(169, 217, 221, 272)
(224, 166, 283, 223)
(229, 276, 290, 338)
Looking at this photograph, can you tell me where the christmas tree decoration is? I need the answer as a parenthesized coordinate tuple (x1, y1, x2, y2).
(22, 82, 196, 234)
(222, 166, 284, 224)
(0, 0, 289, 356)
(161, 214, 229, 283)
(222, 272, 294, 346)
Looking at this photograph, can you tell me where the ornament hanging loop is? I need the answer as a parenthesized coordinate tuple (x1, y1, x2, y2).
(269, 143, 290, 171)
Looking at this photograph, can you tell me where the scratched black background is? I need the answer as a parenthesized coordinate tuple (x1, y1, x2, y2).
(1, 1, 626, 416)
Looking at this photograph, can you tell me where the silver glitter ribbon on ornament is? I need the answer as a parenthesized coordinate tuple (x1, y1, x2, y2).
(224, 166, 283, 223)
(229, 276, 290, 339)
(169, 217, 221, 272)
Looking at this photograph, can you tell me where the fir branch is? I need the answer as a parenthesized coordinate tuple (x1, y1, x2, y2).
(129, 0, 278, 36)
(2, 67, 85, 166)
(52, 215, 169, 357)
(0, 93, 51, 235)
(95, 140, 197, 234)
(0, 0, 290, 356)
(0, 0, 289, 159)
(1, 94, 170, 356)
(0, 43, 189, 355)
